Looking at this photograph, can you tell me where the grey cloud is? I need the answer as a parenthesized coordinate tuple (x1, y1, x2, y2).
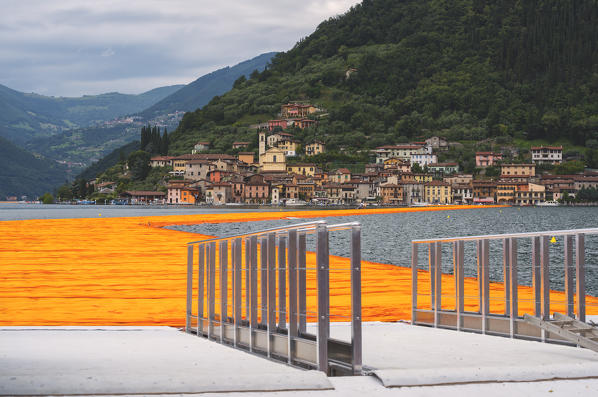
(0, 0, 360, 96)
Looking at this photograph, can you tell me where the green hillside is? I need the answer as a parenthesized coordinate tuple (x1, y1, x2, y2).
(169, 0, 598, 159)
(0, 136, 68, 199)
(139, 52, 276, 119)
(77, 141, 140, 181)
(0, 84, 183, 145)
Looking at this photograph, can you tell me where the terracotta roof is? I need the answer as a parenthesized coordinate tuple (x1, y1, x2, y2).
(123, 191, 165, 196)
(336, 168, 351, 174)
(150, 156, 174, 161)
(475, 152, 501, 156)
(531, 146, 563, 150)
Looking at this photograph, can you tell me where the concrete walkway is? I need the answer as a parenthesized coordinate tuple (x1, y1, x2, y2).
(0, 326, 331, 395)
(2, 323, 598, 395)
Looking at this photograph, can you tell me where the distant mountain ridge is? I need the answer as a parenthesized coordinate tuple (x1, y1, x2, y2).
(0, 84, 184, 145)
(0, 136, 68, 199)
(138, 52, 277, 119)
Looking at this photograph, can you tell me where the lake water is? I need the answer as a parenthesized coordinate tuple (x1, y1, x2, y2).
(167, 207, 598, 296)
(0, 203, 278, 221)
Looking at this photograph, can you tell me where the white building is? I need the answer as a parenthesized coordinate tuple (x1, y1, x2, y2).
(410, 153, 438, 167)
(374, 144, 428, 164)
(531, 146, 562, 164)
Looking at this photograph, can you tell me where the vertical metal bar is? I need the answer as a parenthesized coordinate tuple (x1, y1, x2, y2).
(576, 234, 585, 322)
(278, 236, 287, 329)
(316, 224, 329, 374)
(434, 242, 442, 327)
(267, 232, 276, 357)
(298, 232, 307, 334)
(220, 240, 228, 343)
(287, 230, 298, 364)
(260, 237, 268, 326)
(197, 244, 205, 336)
(540, 236, 550, 321)
(351, 225, 363, 375)
(564, 235, 574, 318)
(429, 242, 436, 313)
(509, 238, 518, 338)
(249, 236, 258, 352)
(411, 242, 418, 324)
(477, 239, 483, 312)
(233, 238, 242, 347)
(532, 236, 541, 317)
(456, 241, 464, 331)
(186, 244, 193, 333)
(481, 239, 489, 334)
(245, 237, 250, 320)
(503, 238, 511, 316)
(208, 242, 216, 339)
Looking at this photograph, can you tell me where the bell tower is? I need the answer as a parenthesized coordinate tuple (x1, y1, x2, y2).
(259, 130, 266, 156)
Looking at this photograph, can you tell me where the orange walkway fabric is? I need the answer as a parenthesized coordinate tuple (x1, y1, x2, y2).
(1, 206, 595, 326)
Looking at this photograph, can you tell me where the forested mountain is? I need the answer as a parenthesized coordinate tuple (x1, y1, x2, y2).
(0, 136, 68, 199)
(169, 0, 598, 157)
(0, 84, 183, 145)
(138, 52, 277, 119)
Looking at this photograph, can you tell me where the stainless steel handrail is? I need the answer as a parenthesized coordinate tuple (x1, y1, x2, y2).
(412, 227, 598, 244)
(186, 220, 326, 244)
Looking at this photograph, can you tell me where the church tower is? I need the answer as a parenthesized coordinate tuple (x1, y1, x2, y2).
(259, 130, 266, 156)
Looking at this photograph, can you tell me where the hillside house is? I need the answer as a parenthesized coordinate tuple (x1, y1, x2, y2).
(475, 152, 502, 167)
(305, 141, 325, 156)
(150, 156, 174, 168)
(531, 146, 563, 164)
(281, 103, 317, 118)
(185, 160, 215, 181)
(232, 141, 250, 149)
(501, 164, 535, 178)
(192, 141, 210, 153)
(287, 163, 316, 177)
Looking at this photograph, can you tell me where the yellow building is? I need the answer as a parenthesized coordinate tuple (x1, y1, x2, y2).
(425, 181, 452, 204)
(414, 173, 433, 183)
(287, 163, 316, 177)
(172, 159, 188, 174)
(496, 181, 518, 203)
(259, 147, 287, 172)
(305, 141, 325, 156)
(501, 164, 535, 178)
(238, 152, 255, 165)
(278, 138, 299, 156)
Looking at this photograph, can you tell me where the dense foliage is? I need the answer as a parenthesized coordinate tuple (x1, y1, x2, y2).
(0, 136, 68, 200)
(170, 0, 598, 166)
(77, 141, 140, 181)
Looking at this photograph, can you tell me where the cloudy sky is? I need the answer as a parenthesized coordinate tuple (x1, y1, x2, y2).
(0, 0, 360, 97)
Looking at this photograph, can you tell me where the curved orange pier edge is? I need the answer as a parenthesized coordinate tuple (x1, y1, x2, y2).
(0, 205, 596, 326)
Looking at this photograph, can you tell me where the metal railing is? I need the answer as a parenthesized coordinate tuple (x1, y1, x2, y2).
(185, 220, 362, 375)
(411, 228, 598, 342)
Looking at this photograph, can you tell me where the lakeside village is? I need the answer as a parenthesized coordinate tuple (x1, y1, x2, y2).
(80, 103, 598, 207)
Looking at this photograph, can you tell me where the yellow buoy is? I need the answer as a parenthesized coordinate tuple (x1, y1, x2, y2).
(550, 236, 557, 243)
(98, 214, 102, 217)
(447, 215, 450, 218)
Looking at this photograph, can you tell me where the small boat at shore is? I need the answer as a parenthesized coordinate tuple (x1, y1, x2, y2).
(537, 200, 560, 206)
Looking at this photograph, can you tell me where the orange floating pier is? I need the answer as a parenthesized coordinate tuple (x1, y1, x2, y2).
(1, 205, 596, 326)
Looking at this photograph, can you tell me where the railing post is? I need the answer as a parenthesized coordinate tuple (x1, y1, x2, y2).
(208, 242, 216, 339)
(503, 238, 511, 316)
(576, 234, 586, 322)
(509, 238, 518, 338)
(455, 241, 464, 331)
(220, 240, 228, 343)
(249, 236, 258, 352)
(564, 235, 574, 318)
(434, 241, 442, 327)
(267, 232, 276, 357)
(351, 224, 362, 375)
(260, 237, 268, 326)
(278, 236, 287, 330)
(298, 232, 307, 334)
(316, 224, 329, 374)
(411, 243, 418, 324)
(287, 230, 298, 364)
(481, 239, 489, 334)
(186, 244, 193, 333)
(532, 236, 541, 317)
(197, 244, 205, 336)
(233, 238, 242, 347)
(245, 237, 250, 320)
(476, 239, 483, 313)
(429, 242, 436, 314)
(540, 236, 550, 322)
